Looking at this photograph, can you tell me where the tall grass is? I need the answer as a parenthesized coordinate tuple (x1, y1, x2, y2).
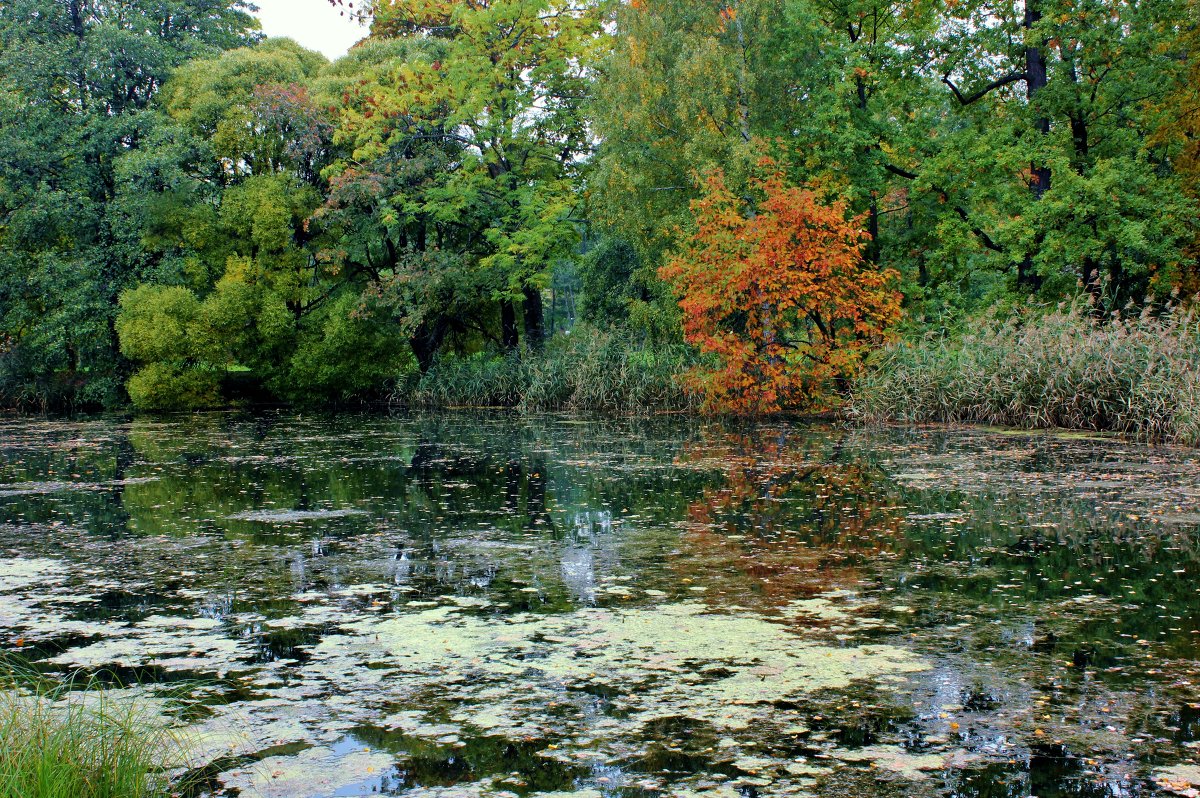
(394, 325, 700, 414)
(852, 301, 1200, 445)
(0, 660, 190, 798)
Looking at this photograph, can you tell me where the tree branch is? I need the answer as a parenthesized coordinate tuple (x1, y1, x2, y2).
(942, 71, 1027, 105)
(884, 161, 1006, 254)
(884, 162, 919, 180)
(952, 204, 1004, 252)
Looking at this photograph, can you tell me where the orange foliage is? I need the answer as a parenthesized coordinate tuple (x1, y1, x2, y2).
(660, 156, 902, 414)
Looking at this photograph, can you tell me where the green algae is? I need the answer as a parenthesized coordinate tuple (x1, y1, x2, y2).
(225, 508, 369, 523)
(3, 415, 1200, 796)
(217, 745, 396, 797)
(0, 556, 66, 591)
(315, 601, 927, 733)
(831, 745, 962, 780)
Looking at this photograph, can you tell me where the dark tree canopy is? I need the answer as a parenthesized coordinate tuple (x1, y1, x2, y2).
(1, 0, 1198, 412)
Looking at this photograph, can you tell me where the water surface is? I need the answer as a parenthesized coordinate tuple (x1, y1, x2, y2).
(1, 413, 1199, 798)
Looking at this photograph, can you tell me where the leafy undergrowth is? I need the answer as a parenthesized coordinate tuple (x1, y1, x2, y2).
(852, 301, 1200, 445)
(393, 325, 700, 414)
(0, 660, 190, 798)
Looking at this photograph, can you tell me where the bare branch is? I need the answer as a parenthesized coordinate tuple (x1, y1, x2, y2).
(942, 71, 1027, 105)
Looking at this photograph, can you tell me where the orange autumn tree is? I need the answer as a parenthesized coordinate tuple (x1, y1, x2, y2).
(661, 157, 901, 413)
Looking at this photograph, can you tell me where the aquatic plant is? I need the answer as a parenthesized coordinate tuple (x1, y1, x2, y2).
(0, 660, 189, 798)
(394, 324, 700, 414)
(852, 300, 1200, 445)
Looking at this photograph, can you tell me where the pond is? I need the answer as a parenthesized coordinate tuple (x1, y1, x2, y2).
(1, 412, 1199, 798)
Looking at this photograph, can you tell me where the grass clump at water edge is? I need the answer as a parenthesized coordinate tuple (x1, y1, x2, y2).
(851, 300, 1200, 445)
(0, 659, 193, 798)
(393, 324, 700, 414)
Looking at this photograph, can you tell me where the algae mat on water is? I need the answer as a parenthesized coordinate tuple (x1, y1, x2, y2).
(3, 414, 1200, 797)
(212, 600, 928, 797)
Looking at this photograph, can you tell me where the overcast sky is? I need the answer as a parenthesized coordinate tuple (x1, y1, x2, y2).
(252, 0, 367, 60)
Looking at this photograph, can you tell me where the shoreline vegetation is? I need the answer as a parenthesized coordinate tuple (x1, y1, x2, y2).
(3, 0, 1200, 431)
(8, 302, 1200, 450)
(391, 326, 701, 415)
(0, 660, 191, 798)
(852, 302, 1200, 447)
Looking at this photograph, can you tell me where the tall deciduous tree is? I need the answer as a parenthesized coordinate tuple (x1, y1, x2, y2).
(917, 0, 1194, 308)
(0, 0, 258, 408)
(322, 0, 600, 361)
(116, 39, 411, 407)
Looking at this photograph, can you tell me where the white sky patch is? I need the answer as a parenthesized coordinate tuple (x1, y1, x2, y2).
(252, 0, 367, 60)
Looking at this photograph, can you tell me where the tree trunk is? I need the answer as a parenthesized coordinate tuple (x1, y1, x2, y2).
(866, 198, 881, 266)
(1025, 0, 1049, 189)
(501, 301, 519, 351)
(733, 6, 752, 143)
(1019, 0, 1049, 291)
(411, 320, 446, 374)
(68, 0, 89, 112)
(522, 286, 544, 351)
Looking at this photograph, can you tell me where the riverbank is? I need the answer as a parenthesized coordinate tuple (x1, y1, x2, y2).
(11, 303, 1200, 443)
(0, 660, 187, 798)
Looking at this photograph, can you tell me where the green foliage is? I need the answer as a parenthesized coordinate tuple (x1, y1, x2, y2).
(162, 38, 328, 177)
(116, 285, 220, 410)
(396, 326, 698, 413)
(913, 0, 1195, 306)
(7, 0, 1200, 420)
(0, 659, 191, 798)
(116, 285, 202, 364)
(126, 362, 221, 411)
(852, 302, 1200, 445)
(281, 292, 411, 403)
(315, 0, 599, 360)
(577, 235, 680, 340)
(591, 0, 1198, 323)
(0, 0, 259, 410)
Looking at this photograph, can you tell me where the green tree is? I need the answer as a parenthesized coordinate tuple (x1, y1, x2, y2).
(0, 0, 258, 409)
(117, 38, 416, 407)
(588, 0, 940, 313)
(909, 0, 1194, 309)
(318, 0, 600, 365)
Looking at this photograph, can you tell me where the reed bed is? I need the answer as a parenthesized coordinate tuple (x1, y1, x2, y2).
(852, 302, 1200, 445)
(394, 326, 699, 414)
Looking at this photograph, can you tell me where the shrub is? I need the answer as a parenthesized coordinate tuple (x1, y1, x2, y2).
(126, 362, 221, 411)
(852, 300, 1200, 445)
(279, 292, 410, 403)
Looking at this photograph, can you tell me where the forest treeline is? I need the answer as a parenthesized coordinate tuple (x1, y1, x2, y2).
(2, 0, 1200, 417)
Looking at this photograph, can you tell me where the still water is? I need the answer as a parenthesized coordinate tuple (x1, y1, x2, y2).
(1, 412, 1199, 798)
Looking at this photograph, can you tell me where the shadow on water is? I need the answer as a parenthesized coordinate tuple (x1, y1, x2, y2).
(334, 725, 593, 795)
(950, 746, 1130, 798)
